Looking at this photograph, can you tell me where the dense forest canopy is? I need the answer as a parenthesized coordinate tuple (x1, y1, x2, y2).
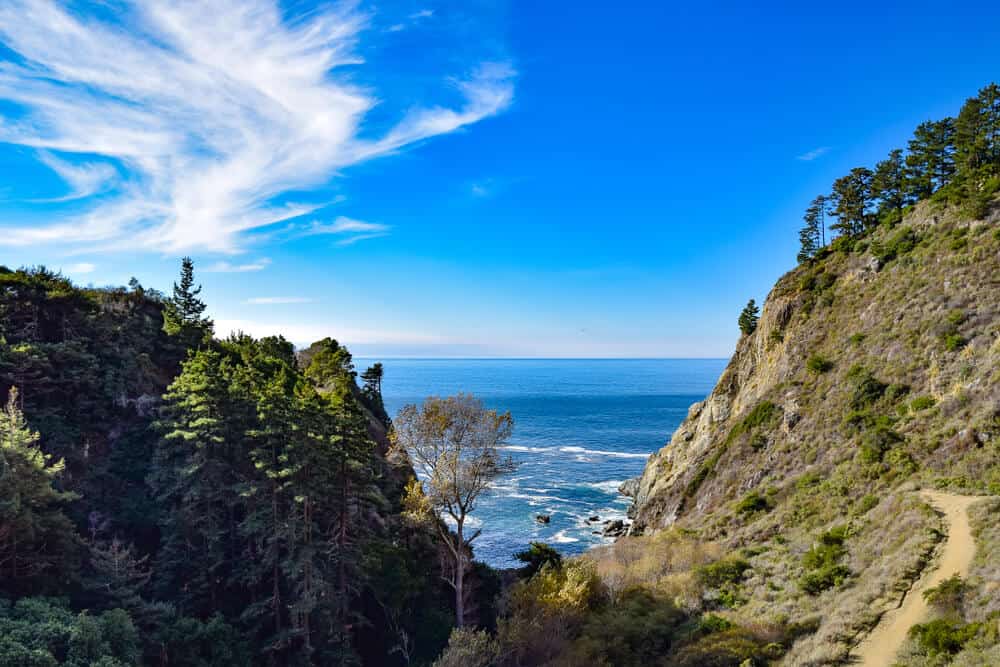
(0, 263, 466, 666)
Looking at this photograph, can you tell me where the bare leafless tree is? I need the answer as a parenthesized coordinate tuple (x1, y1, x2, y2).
(393, 393, 515, 627)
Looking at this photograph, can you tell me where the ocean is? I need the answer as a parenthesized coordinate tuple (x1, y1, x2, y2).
(355, 358, 726, 568)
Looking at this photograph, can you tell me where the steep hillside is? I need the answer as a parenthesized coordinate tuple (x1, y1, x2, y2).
(625, 201, 1000, 663)
(633, 203, 999, 530)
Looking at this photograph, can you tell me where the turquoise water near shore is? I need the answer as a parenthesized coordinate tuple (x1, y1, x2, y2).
(355, 358, 726, 568)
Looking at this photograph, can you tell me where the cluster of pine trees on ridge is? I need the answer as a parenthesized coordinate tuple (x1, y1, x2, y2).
(0, 260, 476, 666)
(796, 82, 1000, 264)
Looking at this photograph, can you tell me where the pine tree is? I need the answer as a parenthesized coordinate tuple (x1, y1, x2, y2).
(149, 349, 242, 617)
(871, 149, 908, 223)
(797, 197, 824, 263)
(906, 118, 956, 199)
(956, 83, 1000, 185)
(0, 387, 79, 596)
(738, 299, 759, 336)
(829, 167, 874, 236)
(163, 257, 213, 344)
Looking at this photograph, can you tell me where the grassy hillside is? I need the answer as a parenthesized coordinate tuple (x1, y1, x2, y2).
(622, 200, 1000, 664)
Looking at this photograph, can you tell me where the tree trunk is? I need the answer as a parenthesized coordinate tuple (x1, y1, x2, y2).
(455, 522, 464, 627)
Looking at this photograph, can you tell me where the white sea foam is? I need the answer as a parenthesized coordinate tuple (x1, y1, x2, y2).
(501, 445, 554, 453)
(581, 480, 625, 494)
(558, 446, 650, 459)
(551, 530, 579, 544)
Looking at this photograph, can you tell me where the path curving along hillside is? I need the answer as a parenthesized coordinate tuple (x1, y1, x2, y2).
(850, 490, 987, 666)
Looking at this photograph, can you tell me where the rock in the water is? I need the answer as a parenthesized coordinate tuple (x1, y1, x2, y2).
(535, 514, 551, 524)
(588, 515, 599, 522)
(602, 519, 628, 537)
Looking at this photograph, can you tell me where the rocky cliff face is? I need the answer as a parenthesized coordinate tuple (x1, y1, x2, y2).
(630, 201, 1000, 534)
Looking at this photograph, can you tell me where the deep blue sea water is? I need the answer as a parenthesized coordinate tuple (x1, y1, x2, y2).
(355, 358, 726, 568)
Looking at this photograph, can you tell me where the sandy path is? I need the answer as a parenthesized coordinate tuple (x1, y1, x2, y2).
(850, 490, 984, 666)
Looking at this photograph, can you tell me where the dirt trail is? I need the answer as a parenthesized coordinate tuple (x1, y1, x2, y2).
(850, 490, 984, 666)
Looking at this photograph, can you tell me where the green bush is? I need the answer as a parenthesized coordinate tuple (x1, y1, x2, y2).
(697, 558, 751, 589)
(799, 526, 851, 595)
(870, 226, 919, 263)
(943, 333, 966, 351)
(922, 574, 968, 615)
(514, 542, 563, 579)
(735, 491, 770, 516)
(806, 354, 833, 374)
(908, 618, 981, 656)
(846, 365, 887, 409)
(910, 395, 937, 411)
(860, 423, 903, 463)
(848, 333, 866, 345)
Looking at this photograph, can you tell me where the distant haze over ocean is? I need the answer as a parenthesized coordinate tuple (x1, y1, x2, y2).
(357, 358, 726, 567)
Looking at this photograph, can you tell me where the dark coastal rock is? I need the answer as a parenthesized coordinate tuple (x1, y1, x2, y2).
(602, 519, 628, 537)
(588, 515, 599, 522)
(535, 514, 550, 524)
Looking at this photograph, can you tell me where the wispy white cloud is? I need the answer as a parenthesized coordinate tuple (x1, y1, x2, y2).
(245, 296, 315, 304)
(63, 262, 96, 274)
(0, 0, 514, 254)
(301, 216, 390, 244)
(796, 146, 830, 161)
(36, 151, 118, 201)
(204, 258, 272, 273)
(410, 9, 434, 20)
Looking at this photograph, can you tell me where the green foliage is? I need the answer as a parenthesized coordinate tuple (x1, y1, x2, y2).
(564, 588, 686, 666)
(738, 299, 759, 336)
(846, 365, 887, 410)
(154, 614, 250, 667)
(696, 557, 751, 589)
(162, 257, 212, 346)
(908, 618, 982, 656)
(806, 354, 833, 374)
(515, 542, 563, 579)
(830, 167, 875, 236)
(0, 597, 140, 667)
(870, 226, 919, 263)
(432, 627, 499, 667)
(799, 526, 851, 595)
(911, 395, 937, 411)
(798, 195, 827, 263)
(859, 422, 903, 464)
(922, 574, 969, 615)
(734, 491, 770, 516)
(0, 389, 79, 597)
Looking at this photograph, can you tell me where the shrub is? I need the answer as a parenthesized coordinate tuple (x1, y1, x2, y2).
(806, 354, 834, 374)
(697, 558, 751, 589)
(943, 333, 966, 351)
(846, 365, 887, 409)
(910, 395, 937, 411)
(799, 526, 851, 595)
(432, 628, 499, 667)
(860, 423, 903, 463)
(908, 618, 981, 656)
(885, 383, 910, 402)
(870, 226, 919, 263)
(848, 333, 866, 345)
(514, 542, 563, 579)
(922, 574, 968, 615)
(735, 491, 770, 516)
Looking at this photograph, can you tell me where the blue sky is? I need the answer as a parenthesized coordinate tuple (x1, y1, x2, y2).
(1, 1, 998, 357)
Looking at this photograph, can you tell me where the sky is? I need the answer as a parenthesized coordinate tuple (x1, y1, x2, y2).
(1, 0, 999, 358)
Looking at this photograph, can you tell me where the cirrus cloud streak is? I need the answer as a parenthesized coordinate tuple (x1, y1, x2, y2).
(0, 0, 514, 254)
